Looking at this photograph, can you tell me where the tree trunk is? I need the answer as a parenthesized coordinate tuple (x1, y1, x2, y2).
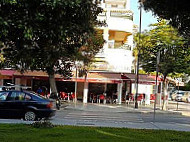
(83, 72, 88, 103)
(49, 73, 58, 96)
(162, 75, 168, 110)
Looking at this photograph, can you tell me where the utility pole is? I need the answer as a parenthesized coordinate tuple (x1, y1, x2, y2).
(153, 50, 160, 122)
(75, 66, 78, 104)
(177, 81, 179, 110)
(135, 0, 143, 109)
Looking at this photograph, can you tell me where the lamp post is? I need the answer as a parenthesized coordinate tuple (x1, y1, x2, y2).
(135, 0, 143, 109)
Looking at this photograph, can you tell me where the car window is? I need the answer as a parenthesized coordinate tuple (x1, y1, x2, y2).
(8, 92, 26, 101)
(19, 92, 25, 100)
(25, 94, 31, 101)
(177, 92, 184, 95)
(0, 92, 9, 101)
(28, 92, 44, 101)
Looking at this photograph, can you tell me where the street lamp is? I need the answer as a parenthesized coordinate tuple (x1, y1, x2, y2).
(135, 0, 143, 109)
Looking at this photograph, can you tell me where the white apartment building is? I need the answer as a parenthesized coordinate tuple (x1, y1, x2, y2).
(94, 0, 134, 73)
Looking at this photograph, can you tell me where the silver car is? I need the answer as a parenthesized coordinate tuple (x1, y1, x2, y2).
(175, 92, 185, 101)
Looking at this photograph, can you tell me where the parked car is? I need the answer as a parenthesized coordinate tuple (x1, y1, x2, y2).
(175, 91, 185, 101)
(0, 86, 14, 91)
(171, 90, 185, 101)
(0, 90, 56, 121)
(181, 91, 190, 103)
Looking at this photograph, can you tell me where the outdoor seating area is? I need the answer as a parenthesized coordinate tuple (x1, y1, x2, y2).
(59, 92, 76, 101)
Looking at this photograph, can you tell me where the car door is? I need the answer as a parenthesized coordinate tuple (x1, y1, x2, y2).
(6, 91, 26, 118)
(0, 91, 10, 118)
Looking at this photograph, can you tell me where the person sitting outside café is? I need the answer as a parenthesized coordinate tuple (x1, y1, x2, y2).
(99, 94, 105, 104)
(36, 87, 42, 95)
(112, 91, 118, 104)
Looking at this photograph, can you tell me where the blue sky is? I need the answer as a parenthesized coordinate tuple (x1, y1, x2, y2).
(130, 0, 158, 31)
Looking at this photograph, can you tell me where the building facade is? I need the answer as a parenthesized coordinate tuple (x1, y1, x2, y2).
(93, 0, 134, 73)
(81, 0, 136, 104)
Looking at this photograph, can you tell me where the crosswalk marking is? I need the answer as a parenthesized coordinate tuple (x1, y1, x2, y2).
(63, 112, 144, 123)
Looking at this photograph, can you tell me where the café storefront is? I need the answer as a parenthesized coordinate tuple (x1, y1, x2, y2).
(0, 69, 163, 105)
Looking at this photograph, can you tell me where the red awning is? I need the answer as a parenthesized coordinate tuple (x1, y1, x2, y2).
(0, 70, 15, 79)
(0, 70, 16, 76)
(123, 73, 161, 85)
(13, 70, 62, 79)
(58, 72, 122, 83)
(86, 72, 122, 83)
(13, 70, 122, 84)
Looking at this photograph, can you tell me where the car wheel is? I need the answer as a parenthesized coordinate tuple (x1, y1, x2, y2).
(24, 111, 36, 121)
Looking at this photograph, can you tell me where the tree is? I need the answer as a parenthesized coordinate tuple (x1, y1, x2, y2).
(134, 20, 190, 109)
(142, 0, 190, 39)
(0, 0, 104, 94)
(76, 31, 104, 74)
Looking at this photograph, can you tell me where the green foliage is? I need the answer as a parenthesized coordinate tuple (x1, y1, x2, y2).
(139, 69, 147, 74)
(184, 81, 190, 91)
(31, 120, 54, 128)
(0, 0, 104, 76)
(76, 31, 104, 71)
(143, 0, 190, 39)
(134, 20, 190, 78)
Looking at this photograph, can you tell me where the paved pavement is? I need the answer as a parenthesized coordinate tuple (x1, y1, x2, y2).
(0, 100, 190, 132)
(53, 101, 190, 132)
(167, 101, 190, 116)
(62, 100, 189, 115)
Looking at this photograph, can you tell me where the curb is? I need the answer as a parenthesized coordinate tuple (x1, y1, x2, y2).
(59, 102, 190, 117)
(63, 104, 183, 116)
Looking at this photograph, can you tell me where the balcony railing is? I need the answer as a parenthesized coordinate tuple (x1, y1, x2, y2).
(108, 41, 132, 50)
(110, 11, 133, 20)
(120, 44, 132, 50)
(98, 10, 133, 21)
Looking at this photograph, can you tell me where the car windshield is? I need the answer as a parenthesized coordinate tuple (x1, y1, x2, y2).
(177, 92, 185, 96)
(26, 91, 47, 101)
(0, 92, 9, 101)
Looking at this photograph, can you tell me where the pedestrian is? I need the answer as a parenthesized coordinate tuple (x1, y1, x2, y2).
(42, 86, 48, 98)
(37, 87, 42, 95)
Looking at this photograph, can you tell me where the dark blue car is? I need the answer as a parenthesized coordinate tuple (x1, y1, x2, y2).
(0, 90, 56, 121)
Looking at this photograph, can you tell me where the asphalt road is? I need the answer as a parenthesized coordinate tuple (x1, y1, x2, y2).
(0, 101, 190, 131)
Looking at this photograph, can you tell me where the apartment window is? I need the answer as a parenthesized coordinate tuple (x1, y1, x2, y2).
(106, 4, 111, 8)
(108, 40, 115, 48)
(118, 5, 125, 9)
(99, 11, 106, 16)
(111, 4, 118, 8)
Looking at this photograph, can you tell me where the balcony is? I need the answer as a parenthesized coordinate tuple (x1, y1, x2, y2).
(98, 9, 134, 33)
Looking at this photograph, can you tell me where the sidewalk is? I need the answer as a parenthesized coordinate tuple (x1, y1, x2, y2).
(62, 101, 186, 115)
(167, 101, 190, 117)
